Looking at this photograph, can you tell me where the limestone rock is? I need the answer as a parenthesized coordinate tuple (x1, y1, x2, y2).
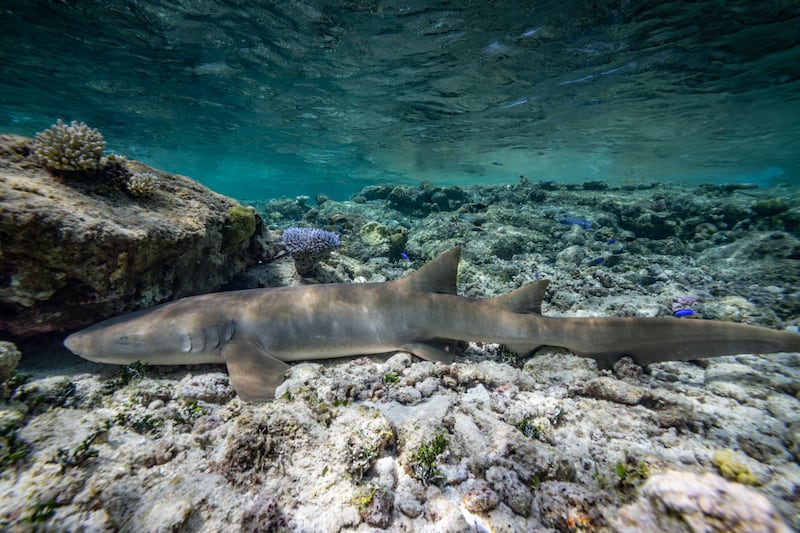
(0, 134, 259, 336)
(136, 498, 193, 533)
(612, 470, 790, 533)
(0, 341, 21, 382)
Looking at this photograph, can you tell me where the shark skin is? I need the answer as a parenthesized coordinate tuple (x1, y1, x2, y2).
(64, 248, 800, 402)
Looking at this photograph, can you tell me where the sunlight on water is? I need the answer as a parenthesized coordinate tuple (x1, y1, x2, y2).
(1, 0, 798, 199)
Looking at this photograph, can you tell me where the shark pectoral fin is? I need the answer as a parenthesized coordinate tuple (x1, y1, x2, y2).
(401, 341, 456, 364)
(222, 341, 290, 402)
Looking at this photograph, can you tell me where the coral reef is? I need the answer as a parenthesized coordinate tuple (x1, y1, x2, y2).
(751, 198, 790, 217)
(2, 343, 797, 531)
(32, 119, 106, 173)
(1, 176, 799, 530)
(353, 182, 471, 217)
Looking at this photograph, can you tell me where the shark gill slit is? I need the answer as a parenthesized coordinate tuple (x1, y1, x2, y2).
(182, 334, 192, 353)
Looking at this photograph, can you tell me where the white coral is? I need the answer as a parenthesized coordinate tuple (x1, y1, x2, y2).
(127, 172, 160, 198)
(32, 119, 106, 172)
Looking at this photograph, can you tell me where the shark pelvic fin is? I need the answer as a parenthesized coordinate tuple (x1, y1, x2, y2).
(401, 341, 456, 363)
(503, 342, 543, 356)
(491, 280, 550, 314)
(395, 247, 461, 294)
(222, 340, 290, 402)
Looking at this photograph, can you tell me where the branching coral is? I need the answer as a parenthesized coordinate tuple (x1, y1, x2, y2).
(32, 119, 106, 172)
(281, 227, 341, 276)
(126, 172, 160, 198)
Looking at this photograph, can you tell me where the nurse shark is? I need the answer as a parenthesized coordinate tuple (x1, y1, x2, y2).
(64, 248, 800, 402)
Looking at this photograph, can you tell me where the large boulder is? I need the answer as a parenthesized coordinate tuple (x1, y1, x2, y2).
(0, 134, 259, 337)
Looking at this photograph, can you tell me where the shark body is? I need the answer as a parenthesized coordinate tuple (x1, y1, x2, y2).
(64, 248, 800, 401)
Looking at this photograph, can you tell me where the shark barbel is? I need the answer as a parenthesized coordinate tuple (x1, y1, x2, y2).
(64, 248, 800, 401)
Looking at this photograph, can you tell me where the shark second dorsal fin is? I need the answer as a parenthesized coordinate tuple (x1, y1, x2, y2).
(395, 247, 461, 294)
(490, 280, 551, 356)
(490, 280, 550, 314)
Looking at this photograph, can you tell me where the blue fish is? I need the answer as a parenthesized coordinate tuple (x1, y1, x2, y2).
(400, 252, 410, 261)
(674, 309, 698, 318)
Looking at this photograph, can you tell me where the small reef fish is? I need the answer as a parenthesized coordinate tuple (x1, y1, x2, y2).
(64, 248, 800, 402)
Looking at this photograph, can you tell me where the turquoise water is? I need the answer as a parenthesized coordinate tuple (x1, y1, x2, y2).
(1, 1, 798, 200)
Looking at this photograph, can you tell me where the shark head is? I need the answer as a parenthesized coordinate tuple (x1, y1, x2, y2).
(64, 301, 229, 365)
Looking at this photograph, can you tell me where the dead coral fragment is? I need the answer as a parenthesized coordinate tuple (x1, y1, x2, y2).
(127, 172, 161, 197)
(354, 484, 394, 528)
(463, 481, 500, 513)
(53, 424, 109, 473)
(241, 494, 287, 532)
(0, 422, 31, 470)
(32, 119, 106, 172)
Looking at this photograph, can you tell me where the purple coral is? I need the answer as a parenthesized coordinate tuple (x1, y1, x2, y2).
(672, 295, 697, 311)
(281, 227, 341, 275)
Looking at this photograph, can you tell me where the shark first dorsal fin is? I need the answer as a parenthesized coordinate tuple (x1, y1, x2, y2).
(395, 247, 461, 294)
(490, 280, 550, 314)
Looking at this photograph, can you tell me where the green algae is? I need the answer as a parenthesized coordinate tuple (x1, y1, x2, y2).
(223, 205, 257, 250)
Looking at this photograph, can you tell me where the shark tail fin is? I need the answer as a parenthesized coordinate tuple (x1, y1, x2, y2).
(394, 247, 461, 294)
(553, 317, 800, 368)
